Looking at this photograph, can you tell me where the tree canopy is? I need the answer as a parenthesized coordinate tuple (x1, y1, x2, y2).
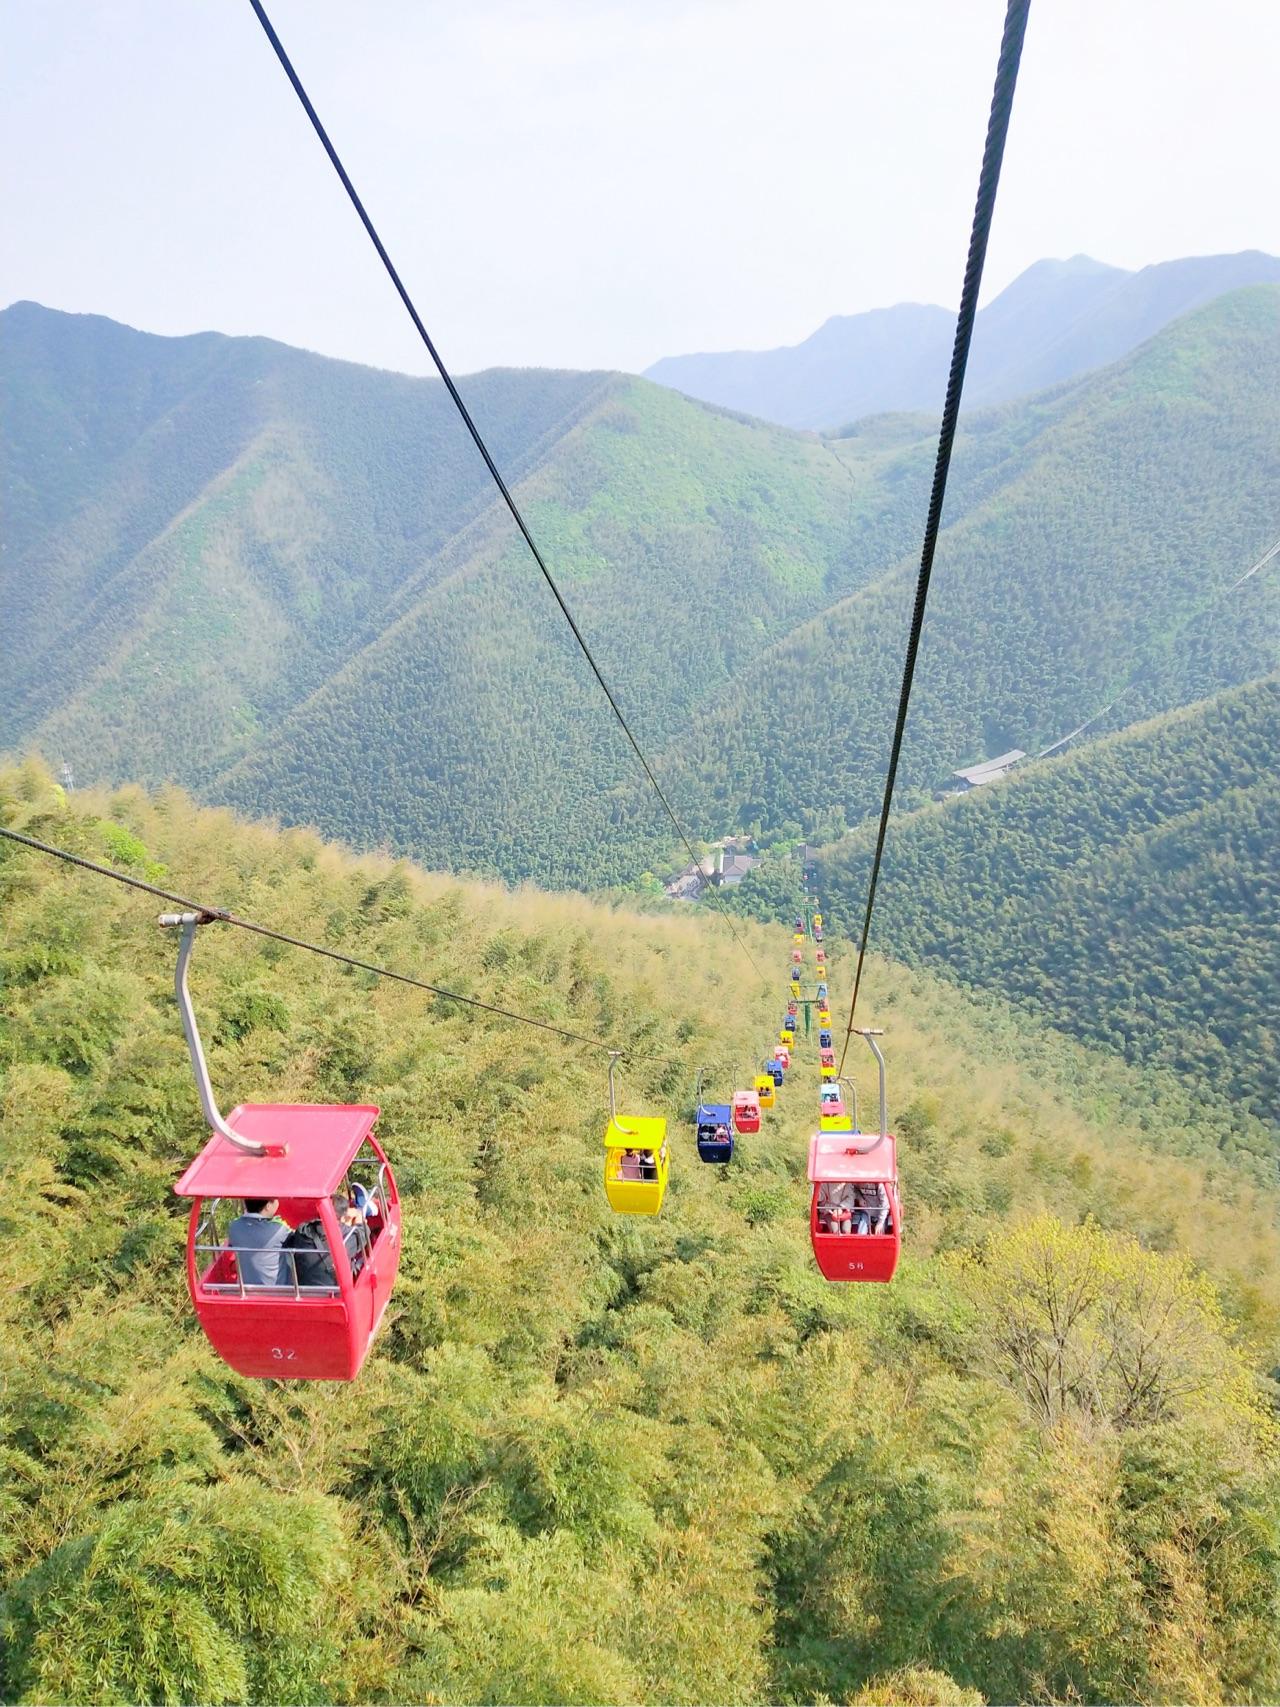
(2, 763, 1279, 1704)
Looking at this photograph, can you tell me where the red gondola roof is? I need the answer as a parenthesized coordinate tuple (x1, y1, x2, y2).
(174, 1104, 380, 1199)
(808, 1131, 897, 1183)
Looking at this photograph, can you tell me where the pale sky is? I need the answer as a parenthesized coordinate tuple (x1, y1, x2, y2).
(4, 0, 1279, 377)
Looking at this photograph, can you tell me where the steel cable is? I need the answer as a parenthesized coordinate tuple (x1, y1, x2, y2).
(246, 0, 766, 990)
(838, 0, 1032, 1073)
(0, 825, 702, 1066)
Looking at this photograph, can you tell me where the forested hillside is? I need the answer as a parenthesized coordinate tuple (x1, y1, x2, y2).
(3, 762, 1280, 1705)
(0, 300, 613, 784)
(645, 249, 1280, 428)
(2, 301, 935, 883)
(210, 379, 932, 886)
(653, 285, 1280, 848)
(813, 680, 1280, 1133)
(4, 289, 1278, 891)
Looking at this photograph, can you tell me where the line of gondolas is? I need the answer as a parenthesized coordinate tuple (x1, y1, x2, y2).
(1, 826, 900, 1397)
(660, 882, 902, 1284)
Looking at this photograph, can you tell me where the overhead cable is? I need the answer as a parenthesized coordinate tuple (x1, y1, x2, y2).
(246, 0, 766, 989)
(0, 825, 684, 1064)
(838, 0, 1031, 1073)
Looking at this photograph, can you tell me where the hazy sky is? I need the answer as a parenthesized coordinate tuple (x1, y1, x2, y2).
(4, 0, 1279, 377)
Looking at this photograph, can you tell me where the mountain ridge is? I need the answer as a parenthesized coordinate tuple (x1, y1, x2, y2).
(645, 249, 1280, 428)
(645, 285, 1280, 851)
(3, 288, 1278, 892)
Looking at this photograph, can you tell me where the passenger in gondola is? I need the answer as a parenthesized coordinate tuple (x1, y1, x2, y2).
(283, 1195, 371, 1287)
(337, 1193, 373, 1267)
(851, 1183, 890, 1235)
(713, 1123, 730, 1145)
(619, 1148, 643, 1180)
(816, 1179, 856, 1235)
(639, 1148, 658, 1180)
(226, 1197, 290, 1287)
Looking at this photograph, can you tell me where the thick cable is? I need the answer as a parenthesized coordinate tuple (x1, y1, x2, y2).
(0, 825, 673, 1063)
(839, 0, 1031, 1074)
(245, 0, 765, 990)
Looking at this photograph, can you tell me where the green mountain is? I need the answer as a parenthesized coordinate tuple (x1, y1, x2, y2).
(0, 301, 941, 883)
(0, 299, 616, 785)
(3, 762, 1280, 1705)
(655, 285, 1280, 847)
(209, 376, 932, 885)
(3, 289, 1278, 892)
(811, 679, 1279, 1132)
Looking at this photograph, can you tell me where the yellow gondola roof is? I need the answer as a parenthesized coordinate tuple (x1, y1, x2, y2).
(603, 1115, 667, 1150)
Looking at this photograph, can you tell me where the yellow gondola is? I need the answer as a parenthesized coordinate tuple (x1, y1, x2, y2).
(754, 1073, 776, 1110)
(818, 1007, 831, 1026)
(820, 1062, 837, 1081)
(781, 1027, 795, 1047)
(602, 1055, 668, 1215)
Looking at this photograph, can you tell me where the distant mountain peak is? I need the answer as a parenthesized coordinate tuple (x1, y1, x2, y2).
(645, 249, 1280, 429)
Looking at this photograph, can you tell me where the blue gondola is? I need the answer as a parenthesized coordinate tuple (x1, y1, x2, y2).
(695, 1102, 735, 1164)
(764, 1059, 784, 1088)
(819, 1028, 832, 1049)
(817, 983, 828, 1001)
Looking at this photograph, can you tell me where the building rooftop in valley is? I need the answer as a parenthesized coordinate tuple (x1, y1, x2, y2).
(952, 749, 1026, 788)
(718, 851, 760, 886)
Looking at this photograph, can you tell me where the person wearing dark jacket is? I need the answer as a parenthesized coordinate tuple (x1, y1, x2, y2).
(283, 1197, 370, 1288)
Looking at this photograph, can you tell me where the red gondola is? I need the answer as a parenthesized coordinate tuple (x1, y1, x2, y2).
(732, 1089, 762, 1133)
(176, 1106, 400, 1380)
(163, 914, 401, 1380)
(807, 1030, 900, 1284)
